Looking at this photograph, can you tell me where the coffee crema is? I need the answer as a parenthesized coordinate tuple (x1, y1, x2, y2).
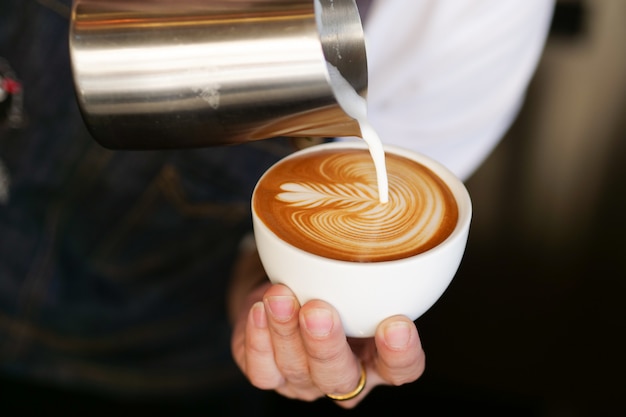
(254, 148, 458, 262)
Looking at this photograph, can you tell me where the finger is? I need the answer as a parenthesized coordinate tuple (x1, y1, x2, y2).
(230, 282, 270, 375)
(374, 316, 425, 386)
(263, 285, 311, 389)
(299, 300, 363, 399)
(243, 301, 284, 390)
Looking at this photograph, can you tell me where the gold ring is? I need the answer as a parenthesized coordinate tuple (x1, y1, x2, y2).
(326, 362, 367, 401)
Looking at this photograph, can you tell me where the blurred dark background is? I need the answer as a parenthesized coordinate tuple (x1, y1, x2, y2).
(3, 0, 624, 415)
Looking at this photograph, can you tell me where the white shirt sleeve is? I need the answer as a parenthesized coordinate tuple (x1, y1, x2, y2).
(347, 0, 555, 181)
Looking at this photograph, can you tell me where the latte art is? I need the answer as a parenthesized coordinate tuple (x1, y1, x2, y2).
(254, 149, 458, 262)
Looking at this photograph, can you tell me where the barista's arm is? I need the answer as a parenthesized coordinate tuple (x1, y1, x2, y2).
(355, 0, 555, 181)
(227, 234, 270, 326)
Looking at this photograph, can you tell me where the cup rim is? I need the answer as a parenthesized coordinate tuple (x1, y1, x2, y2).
(252, 141, 472, 266)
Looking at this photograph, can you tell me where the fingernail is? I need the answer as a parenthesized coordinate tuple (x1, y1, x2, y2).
(251, 302, 267, 329)
(303, 308, 334, 338)
(384, 321, 411, 350)
(265, 296, 296, 322)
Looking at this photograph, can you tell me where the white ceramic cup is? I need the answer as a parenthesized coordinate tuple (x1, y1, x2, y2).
(252, 142, 472, 337)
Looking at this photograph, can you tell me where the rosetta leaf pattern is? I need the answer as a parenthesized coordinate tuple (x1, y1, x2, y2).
(278, 182, 378, 210)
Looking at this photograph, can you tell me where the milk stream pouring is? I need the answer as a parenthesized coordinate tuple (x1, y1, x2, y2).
(326, 64, 388, 203)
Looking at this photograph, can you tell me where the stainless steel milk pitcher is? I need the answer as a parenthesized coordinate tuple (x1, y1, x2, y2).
(70, 0, 367, 149)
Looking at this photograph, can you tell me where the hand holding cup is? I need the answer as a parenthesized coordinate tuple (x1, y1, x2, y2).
(252, 142, 472, 337)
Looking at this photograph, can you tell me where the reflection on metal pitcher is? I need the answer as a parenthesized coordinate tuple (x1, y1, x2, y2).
(70, 0, 367, 149)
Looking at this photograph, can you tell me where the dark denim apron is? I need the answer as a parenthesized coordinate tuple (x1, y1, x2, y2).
(0, 0, 294, 397)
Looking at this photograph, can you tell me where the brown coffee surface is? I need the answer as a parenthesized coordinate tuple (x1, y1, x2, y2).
(254, 148, 458, 262)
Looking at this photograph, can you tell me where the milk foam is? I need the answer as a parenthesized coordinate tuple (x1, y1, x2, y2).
(255, 149, 458, 262)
